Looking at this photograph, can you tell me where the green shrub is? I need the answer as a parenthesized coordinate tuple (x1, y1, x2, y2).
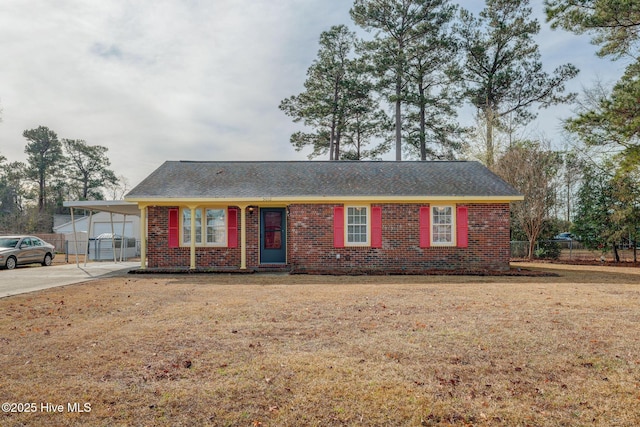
(534, 240, 561, 259)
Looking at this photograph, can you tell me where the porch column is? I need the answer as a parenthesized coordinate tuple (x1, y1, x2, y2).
(190, 206, 197, 270)
(240, 206, 247, 270)
(139, 206, 147, 269)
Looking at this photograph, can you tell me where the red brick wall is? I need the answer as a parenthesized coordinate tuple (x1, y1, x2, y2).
(147, 206, 242, 269)
(287, 203, 511, 273)
(146, 203, 511, 272)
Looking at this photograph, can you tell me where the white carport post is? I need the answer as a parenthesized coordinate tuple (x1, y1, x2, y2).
(110, 212, 117, 263)
(120, 214, 127, 262)
(84, 211, 93, 267)
(70, 208, 79, 267)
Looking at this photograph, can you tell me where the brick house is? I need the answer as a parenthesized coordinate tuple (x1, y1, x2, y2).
(124, 161, 522, 273)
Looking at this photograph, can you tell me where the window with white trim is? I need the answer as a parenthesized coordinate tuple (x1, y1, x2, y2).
(346, 206, 369, 245)
(182, 208, 226, 246)
(431, 205, 454, 245)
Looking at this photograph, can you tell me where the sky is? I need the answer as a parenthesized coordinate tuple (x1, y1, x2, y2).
(0, 0, 625, 191)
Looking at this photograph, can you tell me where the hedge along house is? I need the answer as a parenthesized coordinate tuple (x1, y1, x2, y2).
(124, 161, 523, 273)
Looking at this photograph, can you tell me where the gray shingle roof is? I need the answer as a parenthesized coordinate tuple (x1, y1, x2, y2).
(125, 161, 522, 200)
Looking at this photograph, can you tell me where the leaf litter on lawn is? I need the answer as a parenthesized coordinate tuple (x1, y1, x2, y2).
(1, 267, 639, 426)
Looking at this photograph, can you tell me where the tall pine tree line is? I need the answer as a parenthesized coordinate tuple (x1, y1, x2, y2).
(280, 0, 578, 163)
(0, 126, 119, 233)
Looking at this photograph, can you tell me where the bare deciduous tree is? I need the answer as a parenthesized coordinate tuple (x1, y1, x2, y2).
(494, 140, 561, 259)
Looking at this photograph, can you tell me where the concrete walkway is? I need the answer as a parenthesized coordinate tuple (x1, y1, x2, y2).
(0, 262, 139, 298)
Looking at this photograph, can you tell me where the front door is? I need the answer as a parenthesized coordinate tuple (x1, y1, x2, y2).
(260, 208, 286, 264)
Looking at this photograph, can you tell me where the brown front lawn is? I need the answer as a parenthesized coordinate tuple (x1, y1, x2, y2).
(1, 265, 639, 426)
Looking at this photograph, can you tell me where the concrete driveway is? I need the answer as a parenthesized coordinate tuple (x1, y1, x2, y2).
(0, 261, 139, 298)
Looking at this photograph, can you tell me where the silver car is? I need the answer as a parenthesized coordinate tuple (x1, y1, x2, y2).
(0, 236, 56, 270)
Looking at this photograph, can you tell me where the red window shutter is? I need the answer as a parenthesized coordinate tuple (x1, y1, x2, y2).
(457, 205, 468, 248)
(168, 208, 179, 248)
(371, 206, 382, 248)
(334, 206, 344, 248)
(419, 206, 430, 248)
(228, 208, 238, 248)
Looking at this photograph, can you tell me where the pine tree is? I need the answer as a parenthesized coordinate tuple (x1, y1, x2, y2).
(457, 0, 578, 167)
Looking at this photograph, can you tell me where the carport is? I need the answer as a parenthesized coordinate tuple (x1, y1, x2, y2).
(62, 200, 142, 268)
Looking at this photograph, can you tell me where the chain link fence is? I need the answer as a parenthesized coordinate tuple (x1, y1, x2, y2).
(64, 235, 140, 261)
(511, 240, 585, 259)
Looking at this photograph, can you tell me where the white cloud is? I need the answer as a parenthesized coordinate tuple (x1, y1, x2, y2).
(0, 0, 625, 189)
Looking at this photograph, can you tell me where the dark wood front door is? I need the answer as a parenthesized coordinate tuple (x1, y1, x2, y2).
(260, 208, 286, 264)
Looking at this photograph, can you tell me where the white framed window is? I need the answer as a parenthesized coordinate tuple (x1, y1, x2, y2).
(182, 208, 227, 246)
(346, 206, 369, 245)
(431, 205, 454, 246)
(205, 209, 226, 244)
(182, 208, 201, 245)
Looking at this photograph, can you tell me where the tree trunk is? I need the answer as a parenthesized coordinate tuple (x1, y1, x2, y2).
(395, 83, 402, 161)
(612, 243, 620, 262)
(329, 121, 337, 161)
(419, 82, 426, 161)
(527, 239, 535, 260)
(335, 126, 342, 160)
(485, 109, 494, 168)
(329, 76, 341, 161)
(356, 125, 362, 160)
(395, 53, 403, 161)
(38, 175, 45, 213)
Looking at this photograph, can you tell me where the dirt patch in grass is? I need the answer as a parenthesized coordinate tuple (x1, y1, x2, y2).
(1, 265, 639, 426)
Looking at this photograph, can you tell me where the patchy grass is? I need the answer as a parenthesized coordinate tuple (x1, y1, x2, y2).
(1, 266, 639, 426)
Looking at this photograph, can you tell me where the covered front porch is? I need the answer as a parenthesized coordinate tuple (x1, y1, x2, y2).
(138, 203, 289, 271)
